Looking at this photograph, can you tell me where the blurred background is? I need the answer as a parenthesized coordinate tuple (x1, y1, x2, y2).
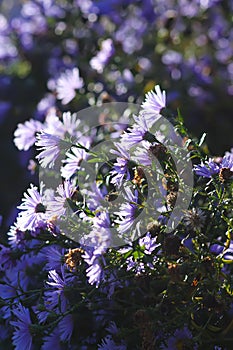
(0, 0, 232, 234)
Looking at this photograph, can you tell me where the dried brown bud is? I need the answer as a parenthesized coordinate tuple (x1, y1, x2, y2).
(166, 191, 177, 208)
(65, 248, 84, 270)
(163, 235, 181, 255)
(162, 175, 179, 192)
(132, 167, 145, 186)
(146, 221, 161, 237)
(105, 192, 119, 202)
(149, 144, 167, 158)
(184, 208, 205, 231)
(71, 189, 83, 202)
(133, 309, 150, 327)
(219, 167, 233, 183)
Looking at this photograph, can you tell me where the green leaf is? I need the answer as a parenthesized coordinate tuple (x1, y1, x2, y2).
(133, 249, 144, 260)
(123, 249, 133, 259)
(87, 157, 103, 163)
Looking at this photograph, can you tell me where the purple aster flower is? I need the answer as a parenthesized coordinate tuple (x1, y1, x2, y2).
(210, 241, 224, 256)
(75, 0, 94, 14)
(221, 154, 233, 169)
(14, 119, 43, 151)
(0, 245, 15, 270)
(45, 266, 75, 313)
(17, 1, 47, 35)
(210, 239, 233, 261)
(92, 211, 111, 230)
(141, 85, 166, 122)
(106, 321, 119, 335)
(83, 225, 112, 252)
(61, 138, 90, 179)
(41, 245, 65, 271)
(115, 187, 140, 235)
(27, 159, 37, 175)
(162, 50, 182, 66)
(86, 258, 103, 286)
(46, 179, 76, 218)
(58, 314, 74, 341)
(223, 241, 233, 261)
(132, 140, 152, 166)
(83, 249, 106, 287)
(10, 304, 33, 350)
(0, 35, 17, 60)
(7, 252, 43, 291)
(110, 144, 131, 187)
(120, 114, 150, 148)
(114, 68, 134, 96)
(132, 140, 166, 166)
(0, 282, 17, 320)
(41, 0, 65, 17)
(161, 326, 196, 350)
(42, 109, 85, 140)
(35, 93, 56, 119)
(98, 335, 127, 350)
(0, 15, 18, 59)
(225, 148, 233, 158)
(35, 307, 49, 325)
(139, 232, 159, 254)
(194, 155, 233, 178)
(125, 255, 145, 274)
(84, 182, 106, 211)
(90, 38, 114, 73)
(43, 108, 64, 137)
(81, 211, 112, 251)
(194, 158, 220, 178)
(138, 57, 152, 72)
(61, 111, 82, 137)
(115, 8, 146, 54)
(42, 328, 62, 350)
(36, 131, 68, 168)
(101, 271, 124, 299)
(17, 184, 47, 232)
(56, 67, 84, 105)
(7, 222, 26, 248)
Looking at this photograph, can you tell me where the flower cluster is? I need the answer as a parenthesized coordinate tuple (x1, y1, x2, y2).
(1, 0, 232, 234)
(1, 85, 233, 349)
